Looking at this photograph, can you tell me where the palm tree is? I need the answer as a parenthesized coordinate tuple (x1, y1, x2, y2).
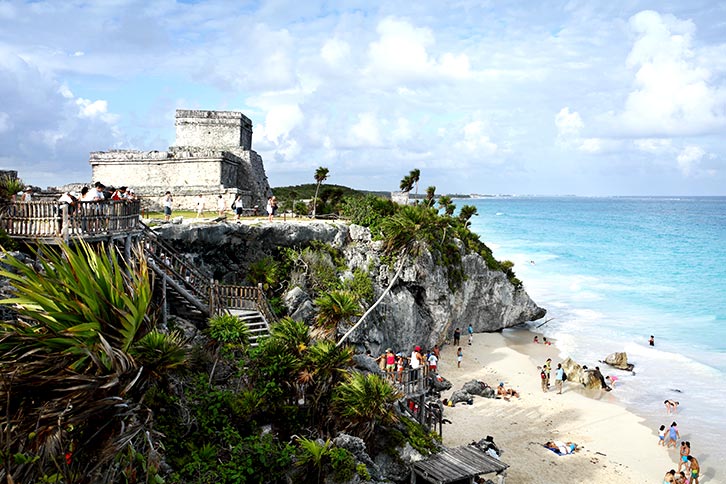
(338, 205, 445, 346)
(332, 373, 402, 444)
(312, 166, 330, 218)
(437, 195, 456, 216)
(295, 437, 332, 483)
(399, 174, 414, 193)
(0, 241, 186, 483)
(458, 205, 478, 227)
(314, 290, 361, 339)
(409, 168, 421, 196)
(425, 186, 436, 207)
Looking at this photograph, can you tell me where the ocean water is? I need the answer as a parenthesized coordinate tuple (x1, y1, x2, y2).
(464, 196, 726, 474)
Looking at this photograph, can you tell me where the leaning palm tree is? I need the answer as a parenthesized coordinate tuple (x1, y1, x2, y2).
(409, 168, 421, 196)
(458, 205, 478, 228)
(425, 185, 436, 207)
(332, 373, 402, 444)
(337, 205, 445, 347)
(399, 174, 414, 193)
(312, 166, 330, 218)
(0, 241, 186, 483)
(314, 290, 361, 340)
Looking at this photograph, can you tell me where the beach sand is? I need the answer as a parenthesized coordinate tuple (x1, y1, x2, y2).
(438, 329, 681, 483)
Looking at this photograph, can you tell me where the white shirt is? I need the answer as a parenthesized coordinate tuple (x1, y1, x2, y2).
(410, 351, 420, 369)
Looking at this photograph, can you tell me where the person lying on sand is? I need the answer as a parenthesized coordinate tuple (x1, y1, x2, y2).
(496, 382, 520, 400)
(544, 441, 578, 455)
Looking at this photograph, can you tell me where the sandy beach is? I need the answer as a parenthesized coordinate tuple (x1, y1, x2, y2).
(437, 329, 683, 484)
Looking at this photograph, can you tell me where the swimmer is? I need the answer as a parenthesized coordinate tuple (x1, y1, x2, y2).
(605, 375, 618, 388)
(664, 399, 679, 414)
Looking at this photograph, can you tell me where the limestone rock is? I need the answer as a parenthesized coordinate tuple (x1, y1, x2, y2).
(449, 390, 473, 405)
(603, 352, 634, 371)
(461, 380, 496, 398)
(155, 221, 546, 353)
(352, 354, 384, 376)
(430, 375, 453, 393)
(561, 357, 603, 389)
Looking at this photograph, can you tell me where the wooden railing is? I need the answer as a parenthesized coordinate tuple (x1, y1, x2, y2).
(215, 283, 278, 326)
(1, 200, 141, 241)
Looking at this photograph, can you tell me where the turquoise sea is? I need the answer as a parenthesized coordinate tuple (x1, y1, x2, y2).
(464, 196, 726, 473)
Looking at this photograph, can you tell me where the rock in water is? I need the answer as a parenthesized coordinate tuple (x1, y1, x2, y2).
(561, 357, 604, 389)
(603, 352, 634, 371)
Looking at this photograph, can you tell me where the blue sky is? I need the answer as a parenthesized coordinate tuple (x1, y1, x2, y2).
(2, 1, 726, 195)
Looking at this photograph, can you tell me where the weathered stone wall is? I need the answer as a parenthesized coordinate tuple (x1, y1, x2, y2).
(89, 109, 272, 212)
(174, 110, 253, 149)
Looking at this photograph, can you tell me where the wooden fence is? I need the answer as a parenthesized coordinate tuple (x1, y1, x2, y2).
(1, 200, 141, 241)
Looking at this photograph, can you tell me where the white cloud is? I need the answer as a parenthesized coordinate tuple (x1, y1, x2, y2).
(349, 112, 382, 147)
(579, 138, 603, 153)
(257, 104, 304, 145)
(454, 120, 498, 155)
(555, 107, 584, 138)
(634, 138, 673, 153)
(676, 145, 705, 176)
(76, 98, 108, 118)
(364, 17, 471, 84)
(320, 38, 350, 66)
(617, 10, 726, 136)
(392, 117, 412, 142)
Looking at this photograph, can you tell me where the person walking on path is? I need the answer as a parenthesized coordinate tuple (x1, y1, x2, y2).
(467, 324, 474, 345)
(453, 328, 461, 346)
(233, 195, 244, 220)
(163, 191, 173, 221)
(217, 195, 226, 216)
(555, 363, 565, 394)
(456, 347, 463, 368)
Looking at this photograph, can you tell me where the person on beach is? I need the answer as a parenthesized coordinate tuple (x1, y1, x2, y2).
(605, 375, 618, 388)
(658, 425, 667, 446)
(555, 363, 565, 394)
(666, 422, 680, 448)
(544, 358, 552, 388)
(687, 455, 700, 484)
(539, 366, 548, 392)
(543, 337, 551, 346)
(675, 471, 688, 484)
(594, 366, 610, 391)
(453, 328, 461, 345)
(433, 344, 440, 359)
(533, 336, 539, 344)
(497, 382, 520, 400)
(678, 441, 690, 473)
(457, 347, 463, 368)
(663, 469, 677, 484)
(664, 400, 679, 414)
(467, 324, 474, 345)
(649, 335, 655, 346)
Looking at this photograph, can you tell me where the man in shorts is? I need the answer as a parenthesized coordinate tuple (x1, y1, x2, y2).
(687, 455, 700, 484)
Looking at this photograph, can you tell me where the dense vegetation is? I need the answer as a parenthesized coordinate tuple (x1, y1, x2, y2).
(0, 170, 519, 483)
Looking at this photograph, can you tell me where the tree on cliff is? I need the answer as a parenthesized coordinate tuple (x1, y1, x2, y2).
(409, 168, 421, 196)
(314, 290, 361, 340)
(312, 166, 329, 218)
(458, 204, 478, 227)
(425, 185, 436, 207)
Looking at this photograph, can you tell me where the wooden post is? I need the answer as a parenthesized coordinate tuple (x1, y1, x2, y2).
(162, 275, 168, 326)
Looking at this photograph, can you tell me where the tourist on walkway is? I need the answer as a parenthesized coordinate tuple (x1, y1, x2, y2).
(196, 194, 205, 217)
(410, 345, 423, 382)
(217, 195, 226, 216)
(163, 191, 173, 221)
(233, 195, 244, 220)
(453, 327, 461, 345)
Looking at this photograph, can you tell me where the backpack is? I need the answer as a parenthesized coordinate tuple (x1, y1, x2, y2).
(561, 370, 568, 381)
(231, 200, 237, 209)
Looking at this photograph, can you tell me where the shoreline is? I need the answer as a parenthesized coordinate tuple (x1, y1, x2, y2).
(437, 328, 680, 483)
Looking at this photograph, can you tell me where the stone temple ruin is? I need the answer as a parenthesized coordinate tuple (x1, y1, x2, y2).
(89, 110, 271, 211)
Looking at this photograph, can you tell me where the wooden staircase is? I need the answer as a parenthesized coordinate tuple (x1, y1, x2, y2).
(140, 222, 274, 344)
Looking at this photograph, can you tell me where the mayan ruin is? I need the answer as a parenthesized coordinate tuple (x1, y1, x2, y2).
(89, 109, 272, 211)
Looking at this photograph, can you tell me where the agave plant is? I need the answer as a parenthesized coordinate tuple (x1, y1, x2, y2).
(332, 373, 402, 444)
(313, 290, 361, 340)
(0, 240, 186, 483)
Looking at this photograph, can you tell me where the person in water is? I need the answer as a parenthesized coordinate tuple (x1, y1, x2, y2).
(664, 399, 679, 414)
(649, 335, 655, 346)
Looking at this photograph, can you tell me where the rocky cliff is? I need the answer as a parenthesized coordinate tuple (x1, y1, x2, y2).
(155, 220, 546, 354)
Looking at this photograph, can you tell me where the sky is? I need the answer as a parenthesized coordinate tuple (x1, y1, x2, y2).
(2, 1, 726, 196)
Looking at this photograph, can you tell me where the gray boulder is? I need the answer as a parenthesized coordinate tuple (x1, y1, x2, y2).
(461, 380, 495, 398)
(603, 352, 634, 371)
(449, 390, 473, 405)
(561, 357, 603, 389)
(352, 354, 384, 375)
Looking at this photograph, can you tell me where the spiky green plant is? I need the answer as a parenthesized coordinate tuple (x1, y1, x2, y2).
(0, 241, 182, 483)
(332, 373, 402, 444)
(313, 290, 361, 338)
